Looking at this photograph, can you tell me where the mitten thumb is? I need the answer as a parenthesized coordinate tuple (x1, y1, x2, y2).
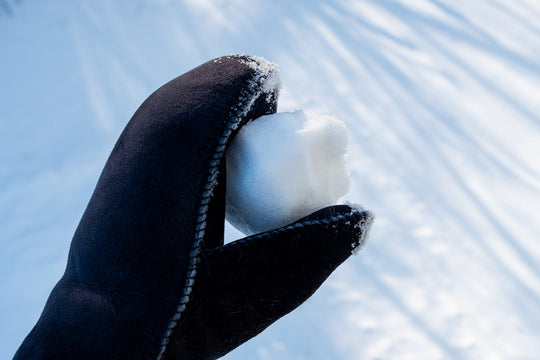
(163, 204, 374, 360)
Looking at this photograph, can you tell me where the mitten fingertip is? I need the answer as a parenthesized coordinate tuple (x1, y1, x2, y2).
(346, 205, 375, 255)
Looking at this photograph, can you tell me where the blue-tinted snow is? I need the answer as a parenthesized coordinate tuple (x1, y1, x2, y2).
(1, 0, 540, 359)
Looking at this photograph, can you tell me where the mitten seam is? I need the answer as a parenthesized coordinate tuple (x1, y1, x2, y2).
(207, 208, 374, 256)
(155, 55, 280, 360)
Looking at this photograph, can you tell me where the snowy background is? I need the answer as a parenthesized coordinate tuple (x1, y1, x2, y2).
(2, 0, 540, 359)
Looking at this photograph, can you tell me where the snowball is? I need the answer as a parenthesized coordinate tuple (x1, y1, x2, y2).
(225, 110, 351, 235)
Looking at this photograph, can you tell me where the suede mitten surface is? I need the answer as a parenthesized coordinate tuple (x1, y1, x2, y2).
(14, 55, 374, 360)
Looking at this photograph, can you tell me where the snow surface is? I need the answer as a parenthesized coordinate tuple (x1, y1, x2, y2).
(226, 110, 351, 235)
(2, 1, 540, 359)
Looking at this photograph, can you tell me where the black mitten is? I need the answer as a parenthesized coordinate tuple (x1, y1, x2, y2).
(14, 55, 373, 360)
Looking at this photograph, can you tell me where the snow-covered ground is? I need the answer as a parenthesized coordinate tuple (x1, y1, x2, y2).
(2, 0, 540, 359)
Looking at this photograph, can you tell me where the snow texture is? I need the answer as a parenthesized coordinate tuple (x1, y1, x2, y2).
(2, 1, 540, 359)
(226, 110, 351, 235)
(239, 55, 282, 102)
(343, 202, 374, 255)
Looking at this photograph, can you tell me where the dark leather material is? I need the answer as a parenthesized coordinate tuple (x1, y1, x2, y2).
(14, 55, 373, 360)
(166, 205, 372, 360)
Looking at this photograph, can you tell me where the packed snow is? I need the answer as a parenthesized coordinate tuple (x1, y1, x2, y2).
(226, 110, 351, 235)
(2, 1, 540, 359)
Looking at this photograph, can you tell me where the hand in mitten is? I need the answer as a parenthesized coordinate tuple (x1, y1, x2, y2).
(14, 55, 373, 360)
